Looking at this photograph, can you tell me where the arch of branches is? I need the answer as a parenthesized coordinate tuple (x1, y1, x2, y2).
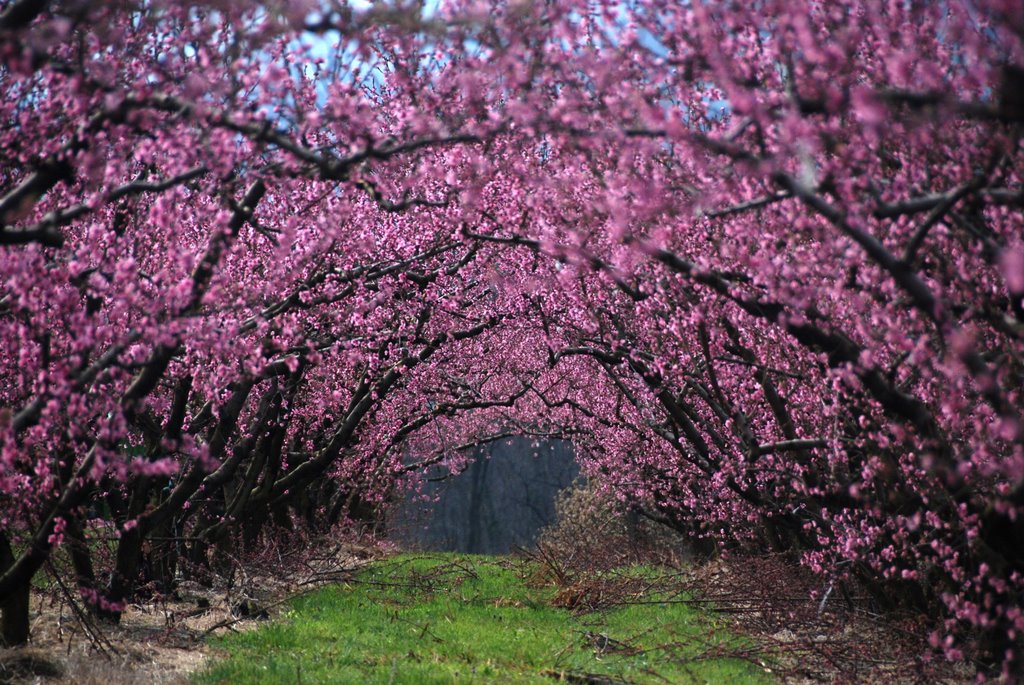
(1, 0, 1023, 676)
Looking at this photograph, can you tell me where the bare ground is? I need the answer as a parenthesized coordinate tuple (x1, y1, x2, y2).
(682, 554, 976, 684)
(0, 541, 384, 685)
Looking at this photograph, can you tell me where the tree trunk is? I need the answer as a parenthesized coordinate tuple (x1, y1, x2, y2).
(65, 517, 97, 602)
(101, 526, 144, 622)
(0, 532, 30, 646)
(465, 450, 490, 553)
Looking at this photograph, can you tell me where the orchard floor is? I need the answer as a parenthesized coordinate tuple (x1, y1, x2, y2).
(2, 549, 971, 684)
(0, 585, 212, 685)
(197, 553, 771, 685)
(0, 541, 379, 685)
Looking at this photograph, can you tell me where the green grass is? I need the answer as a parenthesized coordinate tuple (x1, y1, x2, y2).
(195, 554, 774, 685)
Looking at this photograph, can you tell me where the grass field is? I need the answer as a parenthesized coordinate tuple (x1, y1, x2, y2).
(195, 554, 774, 684)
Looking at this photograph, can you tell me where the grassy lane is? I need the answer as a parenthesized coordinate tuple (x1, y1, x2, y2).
(196, 554, 773, 684)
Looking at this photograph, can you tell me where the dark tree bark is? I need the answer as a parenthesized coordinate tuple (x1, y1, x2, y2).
(0, 532, 30, 646)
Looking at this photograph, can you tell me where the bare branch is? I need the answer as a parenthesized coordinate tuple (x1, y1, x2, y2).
(756, 439, 828, 455)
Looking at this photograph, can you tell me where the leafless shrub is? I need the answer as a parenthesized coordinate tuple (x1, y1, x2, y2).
(532, 482, 690, 581)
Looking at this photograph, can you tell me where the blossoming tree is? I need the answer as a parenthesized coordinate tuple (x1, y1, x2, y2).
(1, 0, 1022, 676)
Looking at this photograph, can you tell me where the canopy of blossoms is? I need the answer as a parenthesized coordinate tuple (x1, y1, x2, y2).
(1, 0, 1022, 676)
